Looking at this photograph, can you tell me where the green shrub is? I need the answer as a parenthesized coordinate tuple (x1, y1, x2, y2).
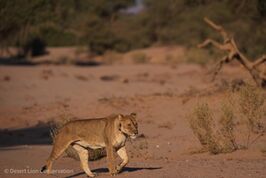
(39, 25, 78, 46)
(1, 0, 265, 57)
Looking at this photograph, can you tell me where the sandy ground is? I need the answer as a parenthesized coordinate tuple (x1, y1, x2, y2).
(0, 62, 265, 178)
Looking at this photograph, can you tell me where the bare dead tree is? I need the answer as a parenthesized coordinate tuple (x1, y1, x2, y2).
(198, 17, 266, 88)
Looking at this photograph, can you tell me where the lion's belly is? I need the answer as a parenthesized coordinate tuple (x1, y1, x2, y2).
(74, 134, 126, 149)
(75, 140, 105, 149)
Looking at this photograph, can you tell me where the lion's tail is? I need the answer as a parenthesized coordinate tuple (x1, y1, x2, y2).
(40, 165, 47, 173)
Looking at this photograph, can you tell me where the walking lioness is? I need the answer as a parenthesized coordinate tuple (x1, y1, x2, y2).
(41, 113, 138, 177)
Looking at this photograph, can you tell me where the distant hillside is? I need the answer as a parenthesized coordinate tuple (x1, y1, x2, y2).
(1, 0, 265, 59)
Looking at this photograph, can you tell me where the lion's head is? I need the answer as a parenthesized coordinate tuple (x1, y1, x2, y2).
(118, 113, 138, 139)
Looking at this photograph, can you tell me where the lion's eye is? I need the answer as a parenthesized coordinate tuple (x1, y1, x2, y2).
(127, 123, 131, 126)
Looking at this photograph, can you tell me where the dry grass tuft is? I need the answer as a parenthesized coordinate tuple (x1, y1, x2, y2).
(189, 103, 221, 154)
(238, 85, 265, 147)
(131, 52, 149, 64)
(218, 103, 238, 152)
(103, 51, 123, 64)
(189, 84, 266, 154)
(238, 85, 265, 133)
(185, 48, 214, 66)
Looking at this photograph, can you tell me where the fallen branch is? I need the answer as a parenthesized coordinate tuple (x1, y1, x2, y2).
(198, 17, 266, 88)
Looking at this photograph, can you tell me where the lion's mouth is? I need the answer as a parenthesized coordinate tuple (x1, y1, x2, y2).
(130, 134, 137, 139)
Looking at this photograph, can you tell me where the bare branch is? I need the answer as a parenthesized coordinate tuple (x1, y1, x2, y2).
(212, 56, 230, 81)
(252, 55, 266, 69)
(198, 38, 234, 52)
(198, 39, 224, 50)
(199, 17, 266, 88)
(203, 17, 230, 42)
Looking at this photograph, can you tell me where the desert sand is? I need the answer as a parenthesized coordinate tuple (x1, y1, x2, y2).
(0, 52, 265, 178)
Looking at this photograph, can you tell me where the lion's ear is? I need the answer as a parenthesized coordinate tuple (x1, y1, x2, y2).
(130, 112, 137, 118)
(118, 114, 123, 121)
(118, 114, 123, 131)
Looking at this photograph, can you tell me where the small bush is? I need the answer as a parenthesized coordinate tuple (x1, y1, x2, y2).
(22, 37, 47, 57)
(185, 48, 212, 66)
(39, 25, 78, 46)
(189, 103, 222, 154)
(103, 51, 123, 64)
(238, 85, 265, 133)
(189, 84, 266, 154)
(218, 103, 238, 152)
(189, 103, 238, 154)
(237, 85, 265, 147)
(131, 52, 149, 64)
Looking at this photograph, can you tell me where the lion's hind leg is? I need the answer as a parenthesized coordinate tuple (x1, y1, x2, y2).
(72, 144, 96, 177)
(43, 132, 74, 174)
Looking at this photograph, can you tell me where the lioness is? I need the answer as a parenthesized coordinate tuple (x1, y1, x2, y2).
(41, 113, 138, 177)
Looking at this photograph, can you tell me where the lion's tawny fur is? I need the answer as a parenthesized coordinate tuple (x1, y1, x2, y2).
(41, 113, 138, 177)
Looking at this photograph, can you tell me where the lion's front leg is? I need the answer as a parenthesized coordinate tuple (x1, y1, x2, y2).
(72, 144, 96, 177)
(116, 146, 129, 173)
(106, 143, 117, 175)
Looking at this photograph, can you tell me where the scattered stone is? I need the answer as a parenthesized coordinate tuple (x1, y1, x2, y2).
(100, 75, 120, 81)
(3, 76, 10, 81)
